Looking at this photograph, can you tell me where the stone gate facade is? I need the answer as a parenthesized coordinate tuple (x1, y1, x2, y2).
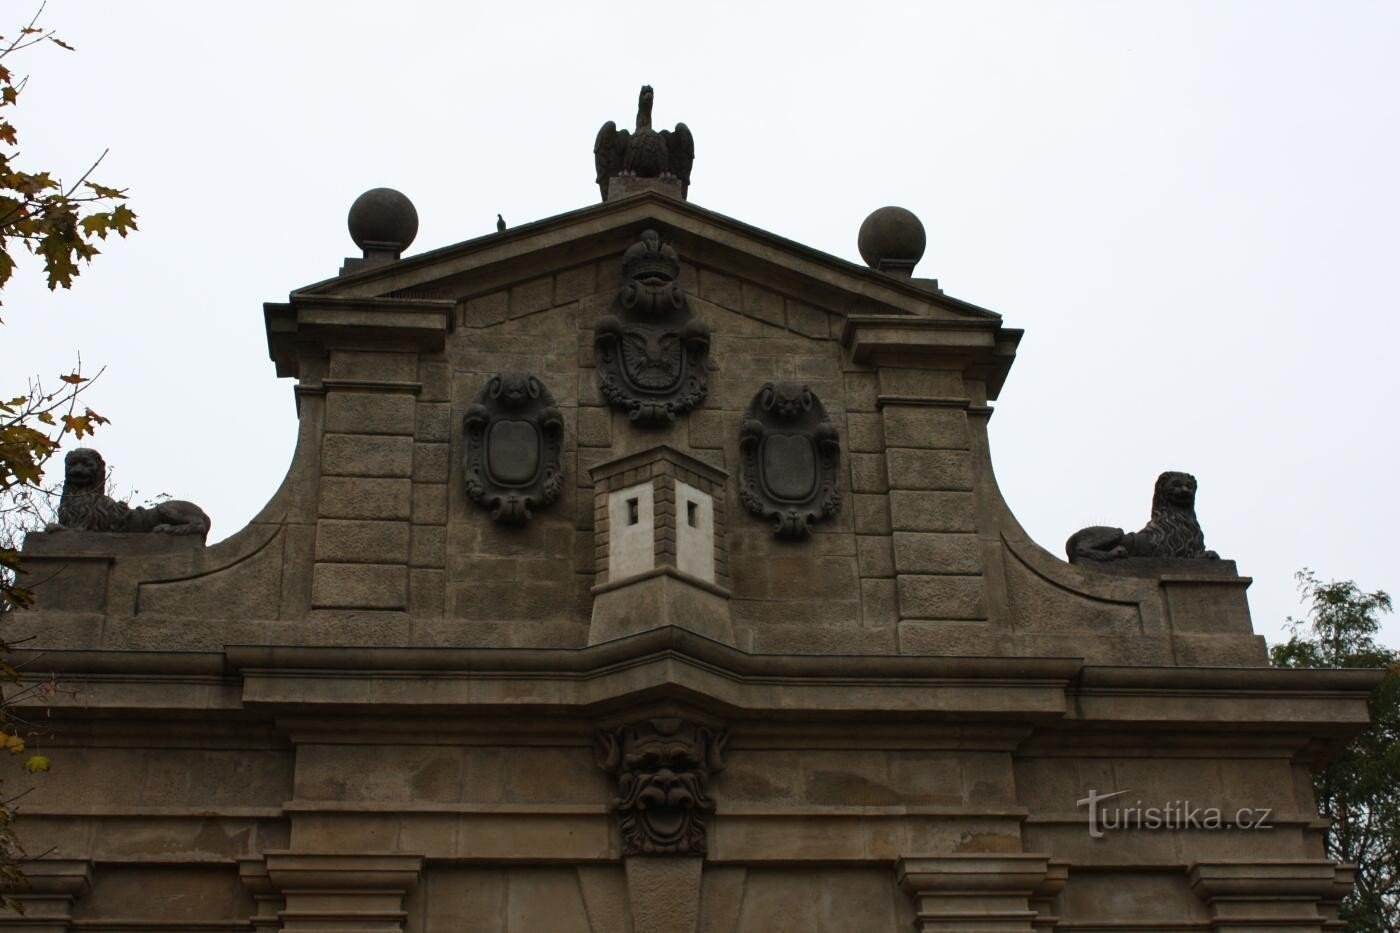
(8, 94, 1378, 931)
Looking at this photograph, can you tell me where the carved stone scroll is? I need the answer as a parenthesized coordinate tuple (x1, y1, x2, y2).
(595, 718, 727, 856)
(594, 229, 710, 426)
(462, 372, 564, 524)
(738, 382, 841, 538)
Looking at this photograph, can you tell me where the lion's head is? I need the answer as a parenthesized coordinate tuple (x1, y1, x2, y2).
(1152, 471, 1198, 515)
(63, 448, 107, 491)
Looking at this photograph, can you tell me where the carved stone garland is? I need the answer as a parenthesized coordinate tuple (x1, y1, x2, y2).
(462, 372, 564, 525)
(594, 229, 710, 426)
(595, 718, 727, 856)
(739, 382, 841, 538)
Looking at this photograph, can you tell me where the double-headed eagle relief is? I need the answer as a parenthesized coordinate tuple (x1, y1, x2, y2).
(594, 229, 711, 426)
(594, 85, 694, 200)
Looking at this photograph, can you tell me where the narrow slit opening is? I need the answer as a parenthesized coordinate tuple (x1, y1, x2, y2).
(627, 498, 639, 525)
(687, 501, 699, 528)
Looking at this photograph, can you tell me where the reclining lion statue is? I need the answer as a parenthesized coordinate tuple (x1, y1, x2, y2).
(48, 448, 211, 540)
(1066, 471, 1219, 564)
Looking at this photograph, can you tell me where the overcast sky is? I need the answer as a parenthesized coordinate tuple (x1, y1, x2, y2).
(2, 1, 1396, 650)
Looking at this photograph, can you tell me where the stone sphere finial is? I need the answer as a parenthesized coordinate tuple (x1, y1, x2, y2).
(347, 187, 419, 255)
(857, 206, 926, 277)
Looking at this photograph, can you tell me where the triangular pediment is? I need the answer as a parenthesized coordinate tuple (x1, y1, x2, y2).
(295, 191, 1000, 325)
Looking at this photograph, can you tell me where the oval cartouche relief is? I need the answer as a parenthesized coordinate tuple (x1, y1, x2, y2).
(462, 373, 564, 524)
(738, 382, 841, 538)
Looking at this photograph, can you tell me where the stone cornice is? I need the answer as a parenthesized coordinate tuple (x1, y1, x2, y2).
(840, 314, 1023, 399)
(264, 293, 453, 378)
(294, 191, 999, 323)
(8, 631, 1381, 743)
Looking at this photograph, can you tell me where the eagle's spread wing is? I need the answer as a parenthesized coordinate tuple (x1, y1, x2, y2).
(661, 122, 694, 197)
(594, 121, 629, 201)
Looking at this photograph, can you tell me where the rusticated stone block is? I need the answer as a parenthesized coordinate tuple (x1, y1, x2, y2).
(554, 264, 598, 305)
(418, 360, 450, 402)
(410, 526, 445, 568)
(509, 277, 553, 318)
(412, 484, 448, 525)
(320, 477, 412, 520)
(853, 494, 891, 535)
(889, 490, 976, 532)
(321, 434, 414, 478)
(311, 562, 408, 609)
(315, 519, 410, 564)
(844, 373, 879, 412)
(577, 407, 612, 448)
(462, 290, 507, 328)
(700, 268, 741, 308)
(687, 409, 725, 450)
(415, 402, 451, 442)
(849, 453, 889, 494)
(846, 413, 884, 452)
(413, 443, 450, 483)
(897, 574, 986, 620)
(741, 281, 784, 326)
(856, 535, 895, 578)
(881, 406, 970, 450)
(409, 568, 445, 615)
(892, 532, 982, 574)
(862, 578, 898, 626)
(325, 392, 416, 436)
(877, 367, 965, 399)
(886, 448, 974, 491)
(786, 299, 829, 339)
(328, 349, 417, 382)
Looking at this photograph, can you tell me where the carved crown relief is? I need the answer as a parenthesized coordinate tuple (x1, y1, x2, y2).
(595, 718, 728, 857)
(739, 382, 842, 538)
(594, 229, 710, 426)
(462, 373, 564, 524)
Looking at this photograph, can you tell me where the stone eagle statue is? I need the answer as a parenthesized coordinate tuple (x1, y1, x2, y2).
(594, 85, 694, 200)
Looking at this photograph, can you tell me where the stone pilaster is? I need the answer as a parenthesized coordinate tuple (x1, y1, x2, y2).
(1188, 861, 1343, 933)
(0, 860, 91, 932)
(264, 293, 452, 616)
(895, 855, 1050, 933)
(263, 853, 422, 932)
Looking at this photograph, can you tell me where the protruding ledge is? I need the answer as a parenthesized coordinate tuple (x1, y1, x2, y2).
(840, 315, 1022, 399)
(265, 294, 453, 378)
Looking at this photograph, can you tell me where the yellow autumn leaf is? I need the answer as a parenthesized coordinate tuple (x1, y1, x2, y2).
(23, 755, 49, 773)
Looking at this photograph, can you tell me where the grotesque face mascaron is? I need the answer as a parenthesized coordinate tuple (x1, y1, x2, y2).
(595, 718, 727, 856)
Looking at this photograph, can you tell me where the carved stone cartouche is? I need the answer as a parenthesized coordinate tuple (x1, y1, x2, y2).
(738, 382, 841, 538)
(593, 85, 695, 200)
(462, 373, 565, 524)
(595, 718, 727, 857)
(1066, 471, 1220, 564)
(594, 230, 710, 427)
(51, 448, 211, 540)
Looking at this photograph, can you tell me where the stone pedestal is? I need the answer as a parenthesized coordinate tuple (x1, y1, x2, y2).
(21, 531, 201, 613)
(606, 175, 684, 201)
(896, 855, 1050, 932)
(263, 853, 422, 932)
(0, 860, 91, 932)
(588, 446, 733, 645)
(1188, 861, 1342, 933)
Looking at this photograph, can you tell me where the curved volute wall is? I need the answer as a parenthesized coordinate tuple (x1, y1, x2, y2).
(17, 194, 1264, 664)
